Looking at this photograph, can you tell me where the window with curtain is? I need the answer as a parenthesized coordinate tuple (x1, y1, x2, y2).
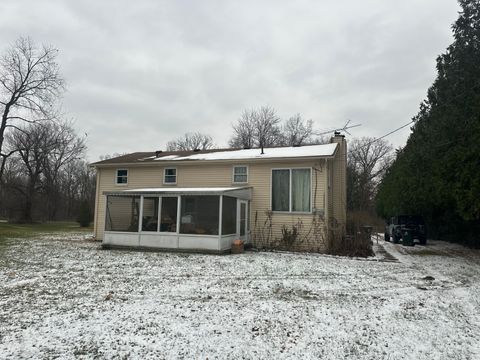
(271, 168, 311, 212)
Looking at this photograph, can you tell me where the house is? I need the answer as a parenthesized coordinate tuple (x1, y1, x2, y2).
(91, 133, 347, 253)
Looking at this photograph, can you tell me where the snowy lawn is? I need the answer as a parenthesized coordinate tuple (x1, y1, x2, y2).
(0, 234, 479, 359)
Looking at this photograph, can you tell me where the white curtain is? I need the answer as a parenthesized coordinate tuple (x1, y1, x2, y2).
(292, 169, 311, 212)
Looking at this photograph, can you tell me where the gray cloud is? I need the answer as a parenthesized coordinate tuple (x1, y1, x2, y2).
(0, 0, 460, 160)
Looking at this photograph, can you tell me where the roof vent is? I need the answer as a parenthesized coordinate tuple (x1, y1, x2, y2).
(155, 150, 163, 157)
(193, 148, 201, 152)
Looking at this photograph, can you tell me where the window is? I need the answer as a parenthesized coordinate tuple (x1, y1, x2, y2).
(222, 196, 237, 235)
(142, 197, 159, 231)
(233, 166, 248, 183)
(116, 169, 128, 185)
(164, 168, 177, 184)
(106, 196, 140, 232)
(160, 197, 178, 232)
(271, 168, 311, 212)
(180, 196, 219, 235)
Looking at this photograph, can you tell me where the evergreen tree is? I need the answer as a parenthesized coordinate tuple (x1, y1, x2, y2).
(376, 0, 480, 246)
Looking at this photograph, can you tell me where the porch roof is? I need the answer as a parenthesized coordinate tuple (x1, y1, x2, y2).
(103, 186, 252, 200)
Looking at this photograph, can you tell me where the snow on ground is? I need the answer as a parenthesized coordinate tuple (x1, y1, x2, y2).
(0, 234, 479, 359)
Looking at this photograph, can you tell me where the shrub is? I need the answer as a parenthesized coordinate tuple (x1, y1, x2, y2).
(77, 201, 92, 228)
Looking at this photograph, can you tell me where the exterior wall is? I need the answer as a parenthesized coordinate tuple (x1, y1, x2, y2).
(94, 155, 344, 252)
(330, 135, 347, 238)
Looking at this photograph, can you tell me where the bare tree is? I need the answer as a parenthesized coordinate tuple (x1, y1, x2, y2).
(228, 109, 256, 148)
(42, 121, 86, 219)
(166, 132, 215, 151)
(347, 137, 393, 211)
(5, 124, 50, 222)
(229, 106, 281, 149)
(5, 121, 85, 222)
(280, 114, 313, 146)
(0, 37, 65, 182)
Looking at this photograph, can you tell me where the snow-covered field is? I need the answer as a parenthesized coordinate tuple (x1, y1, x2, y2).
(1, 234, 479, 359)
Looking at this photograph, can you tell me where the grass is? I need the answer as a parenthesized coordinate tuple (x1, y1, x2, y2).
(0, 221, 93, 241)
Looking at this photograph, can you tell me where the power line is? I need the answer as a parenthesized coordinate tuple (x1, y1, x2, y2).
(369, 120, 414, 144)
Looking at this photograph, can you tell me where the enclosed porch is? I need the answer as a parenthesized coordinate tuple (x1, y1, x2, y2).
(102, 187, 251, 253)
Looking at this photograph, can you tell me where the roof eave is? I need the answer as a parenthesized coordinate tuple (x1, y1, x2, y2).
(92, 153, 337, 168)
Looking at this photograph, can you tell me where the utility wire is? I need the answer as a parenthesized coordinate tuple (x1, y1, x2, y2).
(369, 120, 414, 143)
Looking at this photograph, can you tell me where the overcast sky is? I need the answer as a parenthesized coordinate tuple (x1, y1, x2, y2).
(0, 0, 460, 161)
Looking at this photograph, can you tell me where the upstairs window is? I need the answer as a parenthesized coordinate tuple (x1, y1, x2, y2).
(116, 169, 128, 185)
(164, 168, 177, 184)
(233, 166, 248, 183)
(271, 168, 311, 212)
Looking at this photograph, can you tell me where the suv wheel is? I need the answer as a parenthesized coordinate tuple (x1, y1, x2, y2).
(393, 234, 401, 244)
(385, 233, 390, 242)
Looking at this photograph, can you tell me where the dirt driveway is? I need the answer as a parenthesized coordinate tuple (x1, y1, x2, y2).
(0, 234, 479, 359)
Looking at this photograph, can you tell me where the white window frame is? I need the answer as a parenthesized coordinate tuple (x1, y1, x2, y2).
(232, 165, 249, 184)
(163, 168, 177, 185)
(115, 169, 128, 185)
(270, 167, 313, 214)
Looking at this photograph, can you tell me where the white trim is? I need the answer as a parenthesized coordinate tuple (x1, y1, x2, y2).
(163, 167, 177, 185)
(138, 196, 144, 235)
(270, 167, 313, 214)
(237, 199, 248, 241)
(232, 165, 249, 184)
(115, 168, 128, 186)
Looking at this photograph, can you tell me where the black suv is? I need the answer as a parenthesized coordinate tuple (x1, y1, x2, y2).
(385, 215, 427, 245)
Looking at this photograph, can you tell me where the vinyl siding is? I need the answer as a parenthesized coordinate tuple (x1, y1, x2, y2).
(94, 148, 346, 252)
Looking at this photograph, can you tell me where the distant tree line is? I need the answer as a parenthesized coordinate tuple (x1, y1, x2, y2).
(376, 0, 480, 247)
(0, 37, 95, 224)
(166, 106, 328, 152)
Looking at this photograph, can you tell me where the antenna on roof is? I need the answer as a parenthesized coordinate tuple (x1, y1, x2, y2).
(313, 120, 361, 136)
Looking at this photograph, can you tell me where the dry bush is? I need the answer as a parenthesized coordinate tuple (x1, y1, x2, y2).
(328, 213, 375, 257)
(347, 210, 385, 235)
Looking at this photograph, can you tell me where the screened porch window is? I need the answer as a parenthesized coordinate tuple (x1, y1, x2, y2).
(106, 196, 140, 232)
(180, 196, 219, 235)
(271, 168, 311, 212)
(160, 197, 178, 232)
(142, 197, 159, 231)
(222, 196, 237, 235)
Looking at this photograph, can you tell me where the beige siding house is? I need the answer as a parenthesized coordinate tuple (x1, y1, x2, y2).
(91, 134, 347, 253)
